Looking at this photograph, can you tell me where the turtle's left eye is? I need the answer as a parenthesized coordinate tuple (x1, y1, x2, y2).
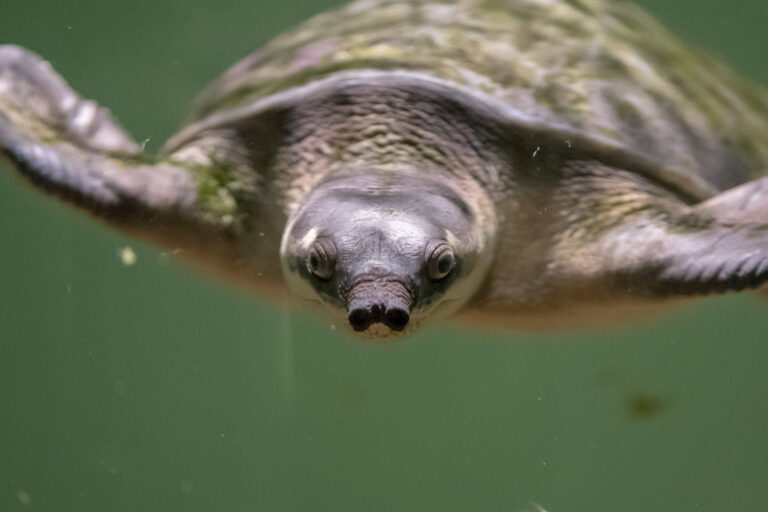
(426, 242, 455, 281)
(307, 238, 337, 280)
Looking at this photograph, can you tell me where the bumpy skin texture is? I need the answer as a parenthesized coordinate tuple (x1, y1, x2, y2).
(3, 0, 768, 336)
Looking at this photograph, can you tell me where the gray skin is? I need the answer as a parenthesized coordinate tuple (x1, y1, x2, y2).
(279, 168, 495, 336)
(2, 0, 768, 340)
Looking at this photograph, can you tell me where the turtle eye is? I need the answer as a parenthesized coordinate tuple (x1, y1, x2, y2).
(426, 242, 455, 281)
(307, 238, 337, 280)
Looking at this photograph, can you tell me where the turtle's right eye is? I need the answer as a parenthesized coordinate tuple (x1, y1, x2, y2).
(425, 241, 455, 281)
(307, 239, 337, 280)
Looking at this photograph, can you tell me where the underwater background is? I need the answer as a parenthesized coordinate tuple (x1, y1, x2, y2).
(1, 0, 767, 510)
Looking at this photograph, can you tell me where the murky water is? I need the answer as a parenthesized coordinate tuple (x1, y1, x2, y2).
(1, 1, 767, 510)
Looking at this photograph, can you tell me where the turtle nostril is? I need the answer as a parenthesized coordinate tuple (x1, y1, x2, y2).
(384, 307, 410, 331)
(348, 308, 373, 331)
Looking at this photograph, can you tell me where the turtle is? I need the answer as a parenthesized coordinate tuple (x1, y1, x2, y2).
(2, 0, 768, 340)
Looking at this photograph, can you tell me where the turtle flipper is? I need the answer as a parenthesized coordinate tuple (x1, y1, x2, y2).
(552, 163, 768, 298)
(0, 46, 287, 293)
(604, 215, 768, 296)
(0, 45, 197, 222)
(698, 176, 768, 224)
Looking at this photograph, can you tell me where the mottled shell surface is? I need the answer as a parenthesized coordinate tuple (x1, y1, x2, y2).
(188, 0, 768, 200)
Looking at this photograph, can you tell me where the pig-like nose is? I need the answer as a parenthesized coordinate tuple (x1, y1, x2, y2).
(347, 302, 410, 332)
(346, 277, 412, 332)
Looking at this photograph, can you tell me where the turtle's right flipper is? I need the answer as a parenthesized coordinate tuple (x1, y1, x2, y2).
(0, 46, 287, 293)
(0, 45, 197, 223)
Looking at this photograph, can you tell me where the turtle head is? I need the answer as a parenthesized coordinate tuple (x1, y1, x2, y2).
(279, 169, 496, 340)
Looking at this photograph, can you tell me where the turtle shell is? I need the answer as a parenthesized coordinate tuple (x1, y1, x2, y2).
(185, 0, 768, 201)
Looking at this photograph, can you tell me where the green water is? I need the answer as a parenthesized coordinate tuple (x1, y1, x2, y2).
(1, 1, 767, 511)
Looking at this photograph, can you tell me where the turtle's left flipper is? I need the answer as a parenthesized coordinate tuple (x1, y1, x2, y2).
(0, 45, 197, 224)
(604, 214, 768, 296)
(554, 163, 768, 298)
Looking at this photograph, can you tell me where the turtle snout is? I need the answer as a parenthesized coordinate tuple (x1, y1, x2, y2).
(347, 303, 410, 332)
(346, 279, 412, 333)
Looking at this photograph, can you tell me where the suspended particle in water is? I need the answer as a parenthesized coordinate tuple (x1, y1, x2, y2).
(118, 246, 137, 266)
(17, 489, 31, 506)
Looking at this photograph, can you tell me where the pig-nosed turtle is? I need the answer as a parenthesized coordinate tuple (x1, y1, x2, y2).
(2, 0, 768, 339)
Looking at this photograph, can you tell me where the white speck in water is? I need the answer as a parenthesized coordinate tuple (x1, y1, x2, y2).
(17, 489, 31, 506)
(566, 139, 572, 148)
(138, 137, 151, 152)
(159, 248, 184, 265)
(118, 246, 137, 266)
(528, 501, 550, 512)
(532, 146, 541, 158)
(258, 232, 265, 237)
(67, 25, 72, 30)
(330, 324, 337, 331)
(180, 481, 194, 494)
